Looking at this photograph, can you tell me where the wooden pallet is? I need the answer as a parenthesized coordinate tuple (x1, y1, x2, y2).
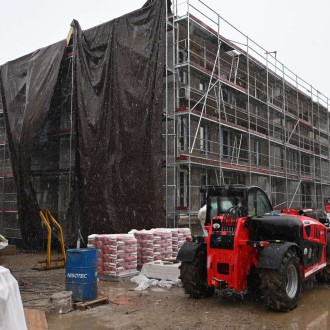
(73, 295, 109, 310)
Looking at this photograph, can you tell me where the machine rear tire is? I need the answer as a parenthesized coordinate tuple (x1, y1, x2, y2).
(179, 246, 214, 298)
(247, 267, 262, 301)
(260, 250, 301, 311)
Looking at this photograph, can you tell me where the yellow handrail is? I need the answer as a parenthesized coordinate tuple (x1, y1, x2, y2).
(39, 209, 66, 269)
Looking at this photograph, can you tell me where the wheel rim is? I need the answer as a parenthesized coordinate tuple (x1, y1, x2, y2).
(286, 264, 298, 299)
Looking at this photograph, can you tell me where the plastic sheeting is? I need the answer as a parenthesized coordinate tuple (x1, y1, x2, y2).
(0, 0, 166, 247)
(0, 266, 27, 330)
(70, 0, 166, 238)
(0, 41, 67, 247)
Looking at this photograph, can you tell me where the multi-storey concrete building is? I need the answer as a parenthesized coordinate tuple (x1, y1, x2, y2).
(164, 0, 330, 227)
(0, 0, 329, 240)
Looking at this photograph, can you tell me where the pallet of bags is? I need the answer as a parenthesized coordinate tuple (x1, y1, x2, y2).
(90, 234, 108, 274)
(89, 234, 138, 279)
(177, 228, 191, 251)
(169, 229, 179, 259)
(87, 234, 97, 248)
(168, 228, 191, 259)
(130, 230, 156, 267)
(152, 229, 173, 260)
(131, 228, 181, 267)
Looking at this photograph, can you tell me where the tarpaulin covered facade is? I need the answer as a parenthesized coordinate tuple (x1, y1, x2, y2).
(0, 0, 166, 247)
(0, 42, 67, 247)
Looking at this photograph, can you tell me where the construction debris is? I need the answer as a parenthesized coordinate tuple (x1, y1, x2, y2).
(130, 272, 181, 291)
(73, 295, 109, 310)
(141, 260, 180, 282)
(50, 291, 73, 314)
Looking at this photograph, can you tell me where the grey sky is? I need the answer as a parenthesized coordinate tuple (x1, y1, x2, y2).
(1, 0, 329, 99)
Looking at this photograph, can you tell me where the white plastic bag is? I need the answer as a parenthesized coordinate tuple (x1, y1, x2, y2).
(130, 273, 158, 291)
(0, 266, 27, 330)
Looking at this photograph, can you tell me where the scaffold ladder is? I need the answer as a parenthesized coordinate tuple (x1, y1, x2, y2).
(215, 169, 225, 185)
(229, 55, 240, 84)
(214, 84, 228, 121)
(231, 134, 242, 165)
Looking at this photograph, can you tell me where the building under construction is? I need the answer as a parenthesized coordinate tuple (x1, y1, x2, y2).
(164, 0, 330, 227)
(0, 0, 329, 244)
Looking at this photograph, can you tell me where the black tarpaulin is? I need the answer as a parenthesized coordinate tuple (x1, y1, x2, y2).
(71, 0, 166, 237)
(0, 41, 66, 247)
(0, 0, 166, 246)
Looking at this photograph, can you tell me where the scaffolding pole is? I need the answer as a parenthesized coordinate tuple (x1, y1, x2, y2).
(190, 43, 221, 154)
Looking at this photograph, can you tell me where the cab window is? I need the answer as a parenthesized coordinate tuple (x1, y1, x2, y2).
(256, 190, 272, 216)
(248, 188, 272, 217)
(209, 196, 233, 219)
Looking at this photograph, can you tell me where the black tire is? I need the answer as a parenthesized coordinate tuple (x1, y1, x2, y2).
(179, 246, 214, 298)
(247, 267, 262, 301)
(260, 250, 301, 311)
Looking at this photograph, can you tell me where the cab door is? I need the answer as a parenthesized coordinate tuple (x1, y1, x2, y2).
(247, 187, 273, 217)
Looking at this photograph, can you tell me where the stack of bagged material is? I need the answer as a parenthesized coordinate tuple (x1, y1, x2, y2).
(170, 229, 179, 258)
(177, 228, 191, 251)
(169, 228, 192, 258)
(87, 234, 97, 248)
(131, 227, 191, 266)
(88, 227, 192, 271)
(85, 234, 105, 273)
(132, 230, 157, 267)
(153, 229, 173, 260)
(88, 234, 138, 277)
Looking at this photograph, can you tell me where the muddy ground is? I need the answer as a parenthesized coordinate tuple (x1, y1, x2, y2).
(1, 251, 330, 330)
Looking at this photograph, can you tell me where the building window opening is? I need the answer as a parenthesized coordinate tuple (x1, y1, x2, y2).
(222, 129, 231, 158)
(200, 124, 210, 155)
(179, 170, 189, 207)
(179, 117, 188, 151)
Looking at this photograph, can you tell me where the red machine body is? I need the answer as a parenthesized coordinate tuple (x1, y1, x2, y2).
(177, 185, 330, 311)
(205, 213, 327, 292)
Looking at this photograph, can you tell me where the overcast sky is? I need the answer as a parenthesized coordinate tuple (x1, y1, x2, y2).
(0, 0, 329, 101)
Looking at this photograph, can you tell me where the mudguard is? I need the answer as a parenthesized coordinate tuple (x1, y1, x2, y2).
(257, 242, 300, 269)
(176, 241, 205, 262)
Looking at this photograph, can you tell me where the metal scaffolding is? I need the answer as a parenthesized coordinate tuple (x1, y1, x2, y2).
(165, 0, 330, 227)
(1, 0, 330, 237)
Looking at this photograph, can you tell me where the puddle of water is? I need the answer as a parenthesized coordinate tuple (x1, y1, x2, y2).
(47, 288, 142, 329)
(252, 284, 330, 329)
(47, 308, 113, 330)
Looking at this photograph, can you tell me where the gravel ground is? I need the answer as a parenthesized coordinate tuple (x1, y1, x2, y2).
(1, 251, 330, 330)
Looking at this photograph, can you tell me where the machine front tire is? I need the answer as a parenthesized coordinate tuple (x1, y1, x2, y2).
(260, 250, 301, 311)
(179, 246, 214, 298)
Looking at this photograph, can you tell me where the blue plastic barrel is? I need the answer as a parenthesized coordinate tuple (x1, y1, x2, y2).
(65, 248, 98, 301)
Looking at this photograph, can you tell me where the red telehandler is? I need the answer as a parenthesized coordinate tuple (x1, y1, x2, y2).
(177, 185, 330, 311)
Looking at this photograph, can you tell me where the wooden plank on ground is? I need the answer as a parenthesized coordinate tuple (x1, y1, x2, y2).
(73, 295, 109, 310)
(24, 308, 48, 330)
